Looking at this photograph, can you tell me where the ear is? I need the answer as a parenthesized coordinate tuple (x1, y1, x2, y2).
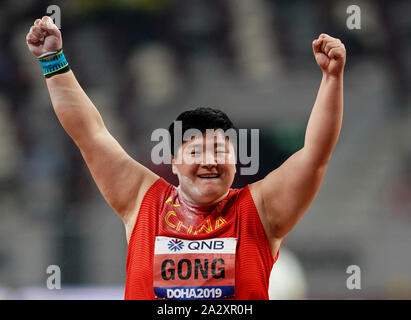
(171, 155, 177, 175)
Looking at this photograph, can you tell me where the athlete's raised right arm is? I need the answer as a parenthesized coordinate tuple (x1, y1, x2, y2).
(26, 16, 159, 231)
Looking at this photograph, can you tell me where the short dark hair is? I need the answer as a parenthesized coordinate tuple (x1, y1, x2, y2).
(168, 107, 236, 156)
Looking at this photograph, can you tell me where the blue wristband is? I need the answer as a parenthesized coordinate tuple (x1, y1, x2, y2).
(38, 48, 70, 78)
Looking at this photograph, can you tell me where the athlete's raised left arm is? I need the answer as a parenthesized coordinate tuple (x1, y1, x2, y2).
(251, 33, 346, 241)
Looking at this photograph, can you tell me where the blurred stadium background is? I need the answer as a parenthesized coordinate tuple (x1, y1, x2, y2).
(0, 0, 410, 299)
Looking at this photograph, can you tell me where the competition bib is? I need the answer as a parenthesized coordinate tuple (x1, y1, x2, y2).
(153, 236, 237, 300)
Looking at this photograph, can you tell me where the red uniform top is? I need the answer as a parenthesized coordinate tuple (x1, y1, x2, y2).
(125, 178, 278, 300)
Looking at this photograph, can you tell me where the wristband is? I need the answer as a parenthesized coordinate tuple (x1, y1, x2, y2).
(38, 48, 70, 78)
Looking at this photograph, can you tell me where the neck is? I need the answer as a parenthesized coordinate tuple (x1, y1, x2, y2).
(177, 186, 229, 213)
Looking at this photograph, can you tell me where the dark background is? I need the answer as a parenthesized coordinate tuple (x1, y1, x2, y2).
(0, 0, 410, 299)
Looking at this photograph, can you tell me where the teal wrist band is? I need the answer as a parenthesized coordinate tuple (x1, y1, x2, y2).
(38, 48, 70, 78)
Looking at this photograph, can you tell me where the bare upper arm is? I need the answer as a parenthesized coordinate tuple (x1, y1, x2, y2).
(76, 127, 159, 225)
(46, 72, 158, 229)
(250, 148, 327, 240)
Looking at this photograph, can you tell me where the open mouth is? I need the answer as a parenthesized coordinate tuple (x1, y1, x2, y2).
(197, 174, 221, 179)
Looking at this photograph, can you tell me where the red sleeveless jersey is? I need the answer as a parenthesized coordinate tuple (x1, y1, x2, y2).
(124, 178, 278, 300)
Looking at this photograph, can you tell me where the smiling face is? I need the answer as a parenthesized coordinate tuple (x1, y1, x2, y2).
(171, 131, 237, 207)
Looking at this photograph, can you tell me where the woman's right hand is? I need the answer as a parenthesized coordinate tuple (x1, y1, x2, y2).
(26, 16, 62, 57)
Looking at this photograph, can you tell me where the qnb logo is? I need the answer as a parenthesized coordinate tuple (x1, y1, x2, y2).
(168, 239, 184, 252)
(188, 240, 224, 250)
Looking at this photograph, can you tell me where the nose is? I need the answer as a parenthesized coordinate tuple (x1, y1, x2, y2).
(201, 150, 217, 167)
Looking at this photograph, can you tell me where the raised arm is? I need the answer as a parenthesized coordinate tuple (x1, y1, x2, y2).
(26, 16, 158, 235)
(251, 34, 346, 242)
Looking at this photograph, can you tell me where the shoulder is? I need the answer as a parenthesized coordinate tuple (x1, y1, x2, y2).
(225, 183, 263, 218)
(223, 183, 262, 211)
(247, 180, 277, 240)
(138, 177, 176, 210)
(124, 177, 174, 242)
(239, 181, 264, 213)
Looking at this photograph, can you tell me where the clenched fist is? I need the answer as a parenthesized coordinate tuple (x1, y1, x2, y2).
(26, 16, 62, 57)
(313, 34, 346, 77)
